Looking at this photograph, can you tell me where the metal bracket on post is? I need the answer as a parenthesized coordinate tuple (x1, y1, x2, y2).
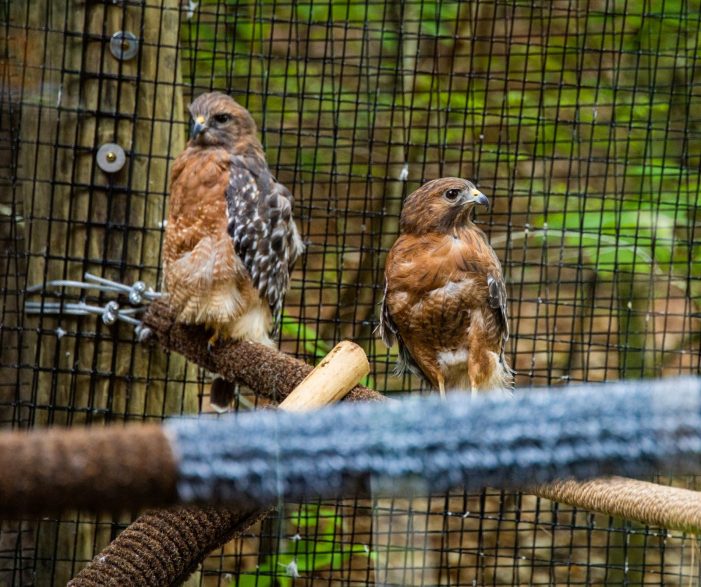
(24, 273, 162, 341)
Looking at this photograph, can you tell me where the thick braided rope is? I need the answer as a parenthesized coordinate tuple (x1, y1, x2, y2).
(0, 425, 177, 517)
(69, 376, 701, 586)
(535, 477, 701, 535)
(141, 298, 381, 404)
(69, 507, 268, 586)
(166, 376, 701, 506)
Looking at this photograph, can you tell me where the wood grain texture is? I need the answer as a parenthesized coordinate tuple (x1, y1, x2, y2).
(279, 340, 370, 411)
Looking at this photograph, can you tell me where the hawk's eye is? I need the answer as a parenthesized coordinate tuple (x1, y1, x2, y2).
(445, 188, 461, 202)
(213, 113, 232, 124)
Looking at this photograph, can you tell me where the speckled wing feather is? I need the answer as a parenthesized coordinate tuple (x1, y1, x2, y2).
(225, 154, 303, 326)
(484, 234, 509, 357)
(487, 273, 509, 346)
(378, 282, 396, 348)
(487, 268, 513, 387)
(460, 228, 510, 361)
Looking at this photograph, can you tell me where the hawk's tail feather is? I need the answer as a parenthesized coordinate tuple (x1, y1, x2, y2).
(270, 307, 282, 338)
(498, 352, 516, 393)
(210, 377, 238, 411)
(395, 339, 434, 388)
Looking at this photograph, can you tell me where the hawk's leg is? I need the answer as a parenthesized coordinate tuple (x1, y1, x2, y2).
(207, 331, 220, 351)
(210, 377, 237, 412)
(436, 373, 446, 400)
(467, 352, 484, 398)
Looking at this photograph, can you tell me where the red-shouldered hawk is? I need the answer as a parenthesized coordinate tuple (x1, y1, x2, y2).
(378, 177, 513, 397)
(162, 92, 304, 405)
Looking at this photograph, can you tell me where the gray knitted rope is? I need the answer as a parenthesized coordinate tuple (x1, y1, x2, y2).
(167, 376, 701, 507)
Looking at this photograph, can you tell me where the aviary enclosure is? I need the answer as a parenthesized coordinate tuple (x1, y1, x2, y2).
(1, 0, 700, 585)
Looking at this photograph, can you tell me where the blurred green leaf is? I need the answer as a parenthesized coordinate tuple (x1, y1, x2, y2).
(232, 504, 371, 586)
(281, 313, 331, 360)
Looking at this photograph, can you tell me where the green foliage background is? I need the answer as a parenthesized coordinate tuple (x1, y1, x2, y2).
(234, 505, 372, 586)
(175, 3, 701, 583)
(180, 0, 700, 385)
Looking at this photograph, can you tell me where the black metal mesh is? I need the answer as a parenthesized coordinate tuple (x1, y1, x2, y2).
(1, 0, 701, 585)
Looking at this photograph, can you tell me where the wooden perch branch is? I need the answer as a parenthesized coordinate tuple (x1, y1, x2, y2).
(280, 340, 370, 411)
(141, 299, 382, 405)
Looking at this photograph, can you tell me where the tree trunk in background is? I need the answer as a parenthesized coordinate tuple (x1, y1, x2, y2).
(10, 1, 196, 583)
(0, 5, 31, 583)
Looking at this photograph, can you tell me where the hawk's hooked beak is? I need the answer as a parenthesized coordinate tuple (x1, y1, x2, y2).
(464, 189, 490, 211)
(190, 115, 207, 140)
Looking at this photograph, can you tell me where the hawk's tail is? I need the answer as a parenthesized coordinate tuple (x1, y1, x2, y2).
(210, 377, 238, 412)
(499, 352, 516, 393)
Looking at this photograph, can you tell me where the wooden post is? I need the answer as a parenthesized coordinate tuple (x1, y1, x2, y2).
(11, 0, 195, 583)
(0, 12, 29, 585)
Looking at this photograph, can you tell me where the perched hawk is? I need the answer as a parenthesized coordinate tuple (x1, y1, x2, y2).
(379, 177, 513, 397)
(162, 92, 304, 404)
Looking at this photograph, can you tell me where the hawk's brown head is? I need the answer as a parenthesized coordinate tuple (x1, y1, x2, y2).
(188, 92, 258, 149)
(399, 177, 489, 235)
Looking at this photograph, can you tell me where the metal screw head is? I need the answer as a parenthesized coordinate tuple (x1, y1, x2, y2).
(129, 281, 147, 304)
(110, 31, 139, 61)
(102, 301, 120, 326)
(96, 143, 126, 173)
(135, 324, 152, 343)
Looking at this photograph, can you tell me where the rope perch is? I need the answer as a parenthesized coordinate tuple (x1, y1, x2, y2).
(0, 425, 177, 517)
(5, 376, 701, 520)
(535, 477, 701, 535)
(141, 299, 381, 405)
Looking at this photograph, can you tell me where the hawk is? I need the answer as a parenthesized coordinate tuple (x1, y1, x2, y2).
(162, 92, 304, 404)
(378, 177, 513, 397)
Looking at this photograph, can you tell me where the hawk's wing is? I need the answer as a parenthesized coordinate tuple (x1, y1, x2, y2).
(463, 229, 510, 357)
(378, 281, 397, 348)
(487, 272, 509, 348)
(378, 249, 434, 385)
(483, 242, 512, 385)
(225, 154, 304, 326)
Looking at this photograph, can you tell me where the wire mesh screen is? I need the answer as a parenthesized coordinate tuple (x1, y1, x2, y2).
(1, 0, 701, 585)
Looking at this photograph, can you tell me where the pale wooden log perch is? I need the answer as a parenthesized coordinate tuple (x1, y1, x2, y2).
(280, 341, 371, 411)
